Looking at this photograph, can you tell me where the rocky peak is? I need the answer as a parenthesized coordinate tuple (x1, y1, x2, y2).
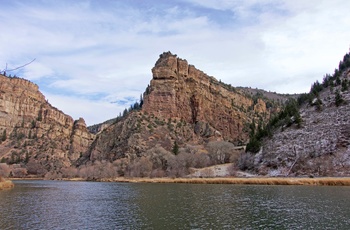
(74, 117, 87, 129)
(143, 52, 274, 143)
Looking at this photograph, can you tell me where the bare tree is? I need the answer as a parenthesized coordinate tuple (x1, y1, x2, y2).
(1, 58, 36, 75)
(126, 157, 152, 177)
(207, 141, 236, 164)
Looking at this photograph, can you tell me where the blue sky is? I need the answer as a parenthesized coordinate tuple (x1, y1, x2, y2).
(1, 0, 350, 125)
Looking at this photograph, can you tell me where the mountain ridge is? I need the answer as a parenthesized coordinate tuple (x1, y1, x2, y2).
(0, 51, 328, 179)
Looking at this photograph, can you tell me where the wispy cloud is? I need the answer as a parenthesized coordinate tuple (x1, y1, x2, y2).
(1, 0, 350, 125)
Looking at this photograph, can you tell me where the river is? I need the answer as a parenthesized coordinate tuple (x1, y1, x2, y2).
(0, 180, 350, 229)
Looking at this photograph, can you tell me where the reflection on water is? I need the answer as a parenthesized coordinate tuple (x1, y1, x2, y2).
(1, 180, 350, 229)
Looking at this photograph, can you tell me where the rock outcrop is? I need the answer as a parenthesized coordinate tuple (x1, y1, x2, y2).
(0, 74, 94, 175)
(87, 52, 285, 163)
(143, 52, 275, 143)
(0, 52, 292, 177)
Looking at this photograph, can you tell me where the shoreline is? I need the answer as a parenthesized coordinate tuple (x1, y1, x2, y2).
(105, 177, 350, 186)
(9, 176, 350, 186)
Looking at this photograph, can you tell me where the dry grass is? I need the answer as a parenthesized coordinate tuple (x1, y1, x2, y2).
(104, 177, 350, 186)
(0, 177, 14, 190)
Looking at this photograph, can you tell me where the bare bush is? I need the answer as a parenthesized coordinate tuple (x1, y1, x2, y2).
(0, 163, 11, 177)
(61, 167, 78, 178)
(192, 153, 211, 168)
(77, 160, 120, 179)
(144, 146, 174, 170)
(44, 171, 62, 180)
(113, 158, 128, 176)
(167, 156, 186, 177)
(11, 167, 28, 178)
(238, 153, 255, 171)
(167, 152, 195, 177)
(150, 168, 166, 178)
(125, 157, 153, 177)
(26, 159, 48, 176)
(207, 141, 236, 164)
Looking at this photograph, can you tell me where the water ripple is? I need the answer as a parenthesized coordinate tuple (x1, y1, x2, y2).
(1, 181, 350, 229)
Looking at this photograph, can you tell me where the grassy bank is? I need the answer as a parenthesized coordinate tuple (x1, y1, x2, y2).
(10, 176, 350, 186)
(100, 177, 350, 186)
(0, 177, 14, 190)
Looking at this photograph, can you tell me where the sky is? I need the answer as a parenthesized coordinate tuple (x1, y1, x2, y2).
(1, 0, 350, 125)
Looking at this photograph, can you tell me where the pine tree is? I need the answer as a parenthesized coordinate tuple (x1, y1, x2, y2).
(172, 141, 179, 155)
(140, 94, 144, 108)
(335, 90, 344, 107)
(1, 129, 6, 142)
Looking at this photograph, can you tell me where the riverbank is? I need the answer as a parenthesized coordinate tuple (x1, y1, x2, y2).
(98, 177, 350, 186)
(10, 176, 350, 186)
(0, 177, 14, 190)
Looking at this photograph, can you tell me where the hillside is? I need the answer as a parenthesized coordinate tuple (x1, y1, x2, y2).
(241, 52, 350, 177)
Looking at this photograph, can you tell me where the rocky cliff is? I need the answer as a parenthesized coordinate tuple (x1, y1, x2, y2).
(143, 52, 276, 143)
(86, 52, 284, 164)
(0, 74, 94, 176)
(0, 52, 293, 178)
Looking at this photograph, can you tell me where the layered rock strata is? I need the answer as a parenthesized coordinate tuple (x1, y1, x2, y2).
(143, 52, 272, 143)
(0, 74, 94, 173)
(88, 52, 281, 162)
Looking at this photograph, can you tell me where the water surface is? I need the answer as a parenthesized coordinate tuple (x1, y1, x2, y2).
(0, 180, 349, 229)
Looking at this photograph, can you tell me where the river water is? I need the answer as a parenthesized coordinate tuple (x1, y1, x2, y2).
(1, 180, 350, 229)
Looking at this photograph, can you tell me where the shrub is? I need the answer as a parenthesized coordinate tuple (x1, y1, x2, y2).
(335, 90, 344, 107)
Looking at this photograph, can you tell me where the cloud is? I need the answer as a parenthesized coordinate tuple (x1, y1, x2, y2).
(43, 92, 129, 126)
(181, 0, 350, 92)
(1, 0, 350, 125)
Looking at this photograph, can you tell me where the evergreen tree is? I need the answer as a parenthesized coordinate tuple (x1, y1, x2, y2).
(122, 108, 128, 117)
(24, 152, 29, 163)
(336, 76, 341, 86)
(341, 79, 349, 92)
(140, 94, 144, 108)
(1, 129, 6, 142)
(335, 90, 344, 107)
(315, 98, 323, 111)
(246, 136, 261, 153)
(172, 141, 179, 155)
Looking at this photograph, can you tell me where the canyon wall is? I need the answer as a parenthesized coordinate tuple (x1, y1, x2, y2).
(0, 74, 94, 175)
(143, 52, 271, 143)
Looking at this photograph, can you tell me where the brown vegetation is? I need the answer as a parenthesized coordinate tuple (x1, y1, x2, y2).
(106, 177, 350, 186)
(0, 176, 14, 190)
(40, 142, 241, 180)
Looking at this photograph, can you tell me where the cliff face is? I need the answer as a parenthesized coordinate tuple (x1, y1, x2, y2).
(87, 52, 283, 163)
(143, 52, 272, 143)
(0, 52, 290, 177)
(0, 74, 94, 175)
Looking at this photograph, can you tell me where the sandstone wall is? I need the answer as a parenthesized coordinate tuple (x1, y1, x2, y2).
(0, 74, 94, 172)
(143, 52, 269, 143)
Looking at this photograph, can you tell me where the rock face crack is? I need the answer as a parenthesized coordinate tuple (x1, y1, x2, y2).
(190, 94, 199, 123)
